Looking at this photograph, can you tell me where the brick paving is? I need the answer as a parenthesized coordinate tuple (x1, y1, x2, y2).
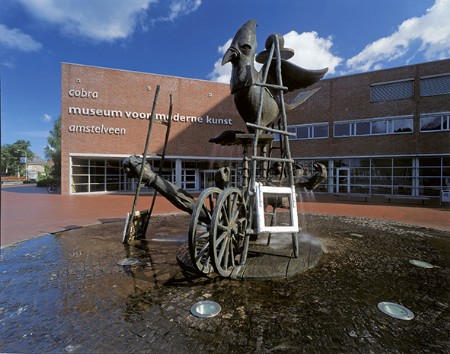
(1, 184, 449, 352)
(2, 184, 449, 248)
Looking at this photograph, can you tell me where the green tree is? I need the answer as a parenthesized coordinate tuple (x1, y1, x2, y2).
(1, 140, 34, 176)
(45, 116, 61, 180)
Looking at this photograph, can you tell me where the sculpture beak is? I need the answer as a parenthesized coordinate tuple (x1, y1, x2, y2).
(222, 47, 238, 65)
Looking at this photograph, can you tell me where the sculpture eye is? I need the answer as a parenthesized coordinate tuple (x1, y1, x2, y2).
(241, 44, 251, 54)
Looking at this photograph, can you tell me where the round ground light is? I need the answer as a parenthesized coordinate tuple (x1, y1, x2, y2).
(377, 302, 414, 320)
(409, 259, 434, 268)
(190, 301, 221, 318)
(117, 258, 139, 266)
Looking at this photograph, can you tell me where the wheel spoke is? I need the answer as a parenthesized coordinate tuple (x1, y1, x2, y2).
(221, 202, 230, 226)
(229, 237, 235, 266)
(216, 230, 227, 245)
(219, 236, 229, 269)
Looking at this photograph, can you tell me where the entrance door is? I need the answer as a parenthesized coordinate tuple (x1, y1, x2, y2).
(336, 168, 350, 193)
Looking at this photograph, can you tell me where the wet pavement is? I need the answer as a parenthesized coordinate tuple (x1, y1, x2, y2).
(1, 213, 449, 353)
(2, 184, 450, 248)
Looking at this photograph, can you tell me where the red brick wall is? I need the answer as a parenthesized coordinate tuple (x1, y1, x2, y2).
(61, 63, 245, 194)
(287, 59, 450, 159)
(61, 60, 450, 194)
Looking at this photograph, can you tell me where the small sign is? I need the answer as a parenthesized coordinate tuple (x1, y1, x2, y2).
(20, 157, 27, 163)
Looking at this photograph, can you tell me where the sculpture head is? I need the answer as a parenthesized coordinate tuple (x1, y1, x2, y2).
(221, 20, 259, 94)
(221, 19, 257, 67)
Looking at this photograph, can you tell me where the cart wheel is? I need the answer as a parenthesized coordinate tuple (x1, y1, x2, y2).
(188, 187, 221, 275)
(210, 187, 247, 277)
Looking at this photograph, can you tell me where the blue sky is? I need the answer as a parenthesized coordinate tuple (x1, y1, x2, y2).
(1, 0, 449, 159)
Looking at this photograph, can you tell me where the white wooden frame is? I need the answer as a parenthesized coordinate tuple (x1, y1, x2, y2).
(255, 183, 299, 233)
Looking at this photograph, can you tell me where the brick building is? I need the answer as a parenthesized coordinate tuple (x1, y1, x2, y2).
(61, 60, 450, 199)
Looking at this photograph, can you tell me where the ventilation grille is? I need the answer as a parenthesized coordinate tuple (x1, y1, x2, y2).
(420, 75, 450, 96)
(370, 80, 414, 102)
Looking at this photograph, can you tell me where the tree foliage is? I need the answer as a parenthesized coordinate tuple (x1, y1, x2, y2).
(1, 140, 34, 176)
(45, 116, 61, 179)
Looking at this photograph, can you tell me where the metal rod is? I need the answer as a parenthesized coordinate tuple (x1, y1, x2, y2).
(251, 156, 294, 163)
(147, 94, 173, 219)
(246, 122, 296, 136)
(124, 85, 160, 243)
(254, 82, 288, 91)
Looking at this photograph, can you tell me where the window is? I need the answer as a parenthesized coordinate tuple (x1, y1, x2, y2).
(287, 123, 329, 140)
(296, 126, 309, 139)
(420, 113, 450, 132)
(371, 120, 387, 134)
(371, 79, 414, 102)
(334, 123, 351, 137)
(314, 124, 328, 138)
(334, 116, 413, 137)
(355, 121, 370, 135)
(420, 74, 450, 96)
(392, 118, 413, 133)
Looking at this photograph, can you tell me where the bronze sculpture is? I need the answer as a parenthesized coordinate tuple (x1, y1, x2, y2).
(222, 19, 327, 130)
(123, 20, 328, 278)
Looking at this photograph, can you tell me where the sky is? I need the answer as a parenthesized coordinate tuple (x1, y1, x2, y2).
(1, 0, 449, 159)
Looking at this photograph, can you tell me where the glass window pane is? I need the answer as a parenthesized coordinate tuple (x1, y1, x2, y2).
(421, 116, 442, 131)
(90, 166, 104, 174)
(72, 166, 88, 174)
(90, 184, 105, 192)
(372, 158, 392, 168)
(72, 184, 88, 193)
(393, 167, 412, 176)
(355, 121, 370, 135)
(91, 175, 105, 183)
(371, 120, 387, 134)
(72, 157, 88, 166)
(313, 124, 328, 138)
(350, 185, 370, 193)
(334, 123, 350, 137)
(297, 126, 309, 139)
(371, 186, 392, 195)
(419, 157, 441, 167)
(394, 158, 412, 167)
(90, 159, 105, 167)
(72, 175, 88, 184)
(393, 119, 413, 133)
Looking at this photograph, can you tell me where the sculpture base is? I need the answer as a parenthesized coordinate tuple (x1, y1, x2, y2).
(177, 232, 322, 280)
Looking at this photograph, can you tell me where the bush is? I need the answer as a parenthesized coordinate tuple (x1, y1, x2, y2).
(36, 179, 50, 187)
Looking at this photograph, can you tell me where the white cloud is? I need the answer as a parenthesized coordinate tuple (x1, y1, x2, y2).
(207, 39, 232, 83)
(0, 24, 42, 51)
(161, 0, 202, 22)
(346, 0, 450, 72)
(18, 0, 156, 41)
(18, 0, 203, 41)
(43, 114, 52, 122)
(208, 32, 341, 83)
(284, 31, 342, 74)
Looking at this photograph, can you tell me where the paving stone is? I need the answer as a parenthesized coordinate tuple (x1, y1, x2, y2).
(0, 214, 449, 352)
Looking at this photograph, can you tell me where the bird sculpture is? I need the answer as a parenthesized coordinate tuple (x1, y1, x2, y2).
(221, 19, 328, 130)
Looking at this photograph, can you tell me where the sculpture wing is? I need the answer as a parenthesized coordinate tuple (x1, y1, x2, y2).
(262, 59, 328, 92)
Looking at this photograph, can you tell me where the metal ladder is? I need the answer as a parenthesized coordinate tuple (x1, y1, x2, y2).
(247, 34, 299, 257)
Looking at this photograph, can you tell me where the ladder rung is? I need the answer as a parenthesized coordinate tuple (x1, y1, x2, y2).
(251, 156, 294, 164)
(246, 123, 296, 136)
(255, 82, 288, 91)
